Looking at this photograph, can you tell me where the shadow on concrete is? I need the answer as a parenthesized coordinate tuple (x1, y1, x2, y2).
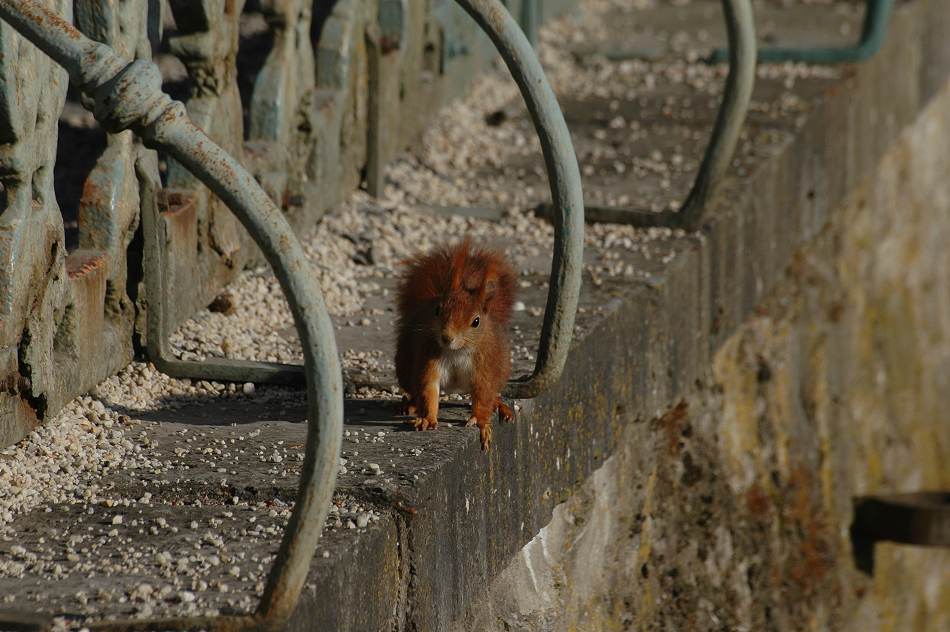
(99, 392, 473, 430)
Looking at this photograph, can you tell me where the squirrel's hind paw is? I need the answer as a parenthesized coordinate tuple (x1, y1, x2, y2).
(497, 400, 514, 423)
(479, 423, 493, 451)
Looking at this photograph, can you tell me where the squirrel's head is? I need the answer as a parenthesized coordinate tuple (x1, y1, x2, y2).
(398, 238, 516, 351)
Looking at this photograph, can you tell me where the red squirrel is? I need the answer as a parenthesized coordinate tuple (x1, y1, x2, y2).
(395, 238, 517, 450)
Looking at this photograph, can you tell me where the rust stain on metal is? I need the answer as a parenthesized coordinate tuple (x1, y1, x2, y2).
(15, 394, 39, 429)
(158, 189, 199, 247)
(80, 177, 109, 209)
(19, 0, 80, 40)
(65, 250, 106, 279)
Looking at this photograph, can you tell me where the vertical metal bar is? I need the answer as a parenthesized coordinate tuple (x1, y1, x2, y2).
(0, 1, 343, 630)
(451, 0, 585, 399)
(709, 0, 893, 64)
(520, 0, 538, 48)
(568, 0, 757, 231)
(365, 23, 386, 197)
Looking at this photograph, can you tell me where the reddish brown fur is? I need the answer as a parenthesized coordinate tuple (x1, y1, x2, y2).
(395, 238, 517, 450)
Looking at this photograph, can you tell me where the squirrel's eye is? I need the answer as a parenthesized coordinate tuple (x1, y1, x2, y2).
(471, 316, 480, 328)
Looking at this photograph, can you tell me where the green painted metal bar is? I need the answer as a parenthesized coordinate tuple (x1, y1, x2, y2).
(0, 1, 342, 630)
(520, 0, 539, 48)
(453, 0, 585, 399)
(709, 0, 893, 64)
(557, 0, 757, 231)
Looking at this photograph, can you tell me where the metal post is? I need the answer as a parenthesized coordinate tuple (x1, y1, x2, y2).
(520, 0, 539, 48)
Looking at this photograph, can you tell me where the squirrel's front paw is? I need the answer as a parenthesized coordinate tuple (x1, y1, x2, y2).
(407, 417, 438, 431)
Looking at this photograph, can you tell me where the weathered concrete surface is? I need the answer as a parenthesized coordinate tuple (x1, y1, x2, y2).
(2, 1, 950, 630)
(456, 82, 950, 632)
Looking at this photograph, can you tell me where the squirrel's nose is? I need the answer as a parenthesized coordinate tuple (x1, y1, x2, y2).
(440, 333, 453, 347)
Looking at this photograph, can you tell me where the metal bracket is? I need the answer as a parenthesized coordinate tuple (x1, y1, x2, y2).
(140, 183, 306, 388)
(709, 0, 893, 65)
(539, 0, 757, 232)
(851, 492, 950, 574)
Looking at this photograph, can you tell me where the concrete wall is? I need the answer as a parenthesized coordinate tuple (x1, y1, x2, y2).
(458, 77, 950, 632)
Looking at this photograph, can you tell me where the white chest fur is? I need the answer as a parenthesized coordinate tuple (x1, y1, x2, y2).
(439, 349, 475, 395)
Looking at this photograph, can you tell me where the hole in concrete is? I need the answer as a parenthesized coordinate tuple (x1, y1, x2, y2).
(16, 328, 47, 421)
(614, 402, 626, 420)
(54, 86, 107, 252)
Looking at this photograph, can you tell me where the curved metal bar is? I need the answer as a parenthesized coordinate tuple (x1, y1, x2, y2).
(0, 1, 343, 630)
(558, 0, 756, 231)
(452, 0, 585, 399)
(710, 0, 892, 65)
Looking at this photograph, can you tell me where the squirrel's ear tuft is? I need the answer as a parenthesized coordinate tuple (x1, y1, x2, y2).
(449, 237, 472, 290)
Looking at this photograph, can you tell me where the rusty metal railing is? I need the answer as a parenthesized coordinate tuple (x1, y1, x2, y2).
(0, 1, 342, 631)
(542, 0, 757, 231)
